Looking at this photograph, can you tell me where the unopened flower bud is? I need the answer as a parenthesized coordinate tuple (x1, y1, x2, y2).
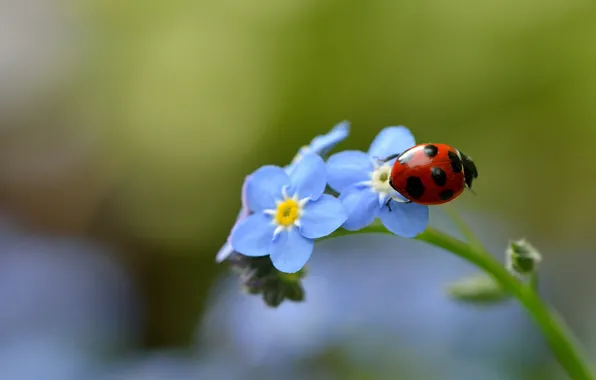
(506, 238, 542, 276)
(446, 273, 509, 305)
(227, 252, 307, 307)
(263, 285, 286, 307)
(284, 282, 305, 302)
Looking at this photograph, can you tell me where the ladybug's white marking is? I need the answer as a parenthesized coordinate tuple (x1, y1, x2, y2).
(455, 149, 466, 177)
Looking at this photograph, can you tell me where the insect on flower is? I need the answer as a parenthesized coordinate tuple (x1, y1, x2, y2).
(381, 143, 479, 206)
(326, 126, 429, 237)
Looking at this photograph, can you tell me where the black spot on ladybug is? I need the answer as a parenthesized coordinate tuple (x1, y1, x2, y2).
(430, 167, 447, 186)
(397, 149, 414, 165)
(439, 189, 454, 200)
(406, 176, 425, 199)
(448, 151, 462, 173)
(424, 144, 438, 158)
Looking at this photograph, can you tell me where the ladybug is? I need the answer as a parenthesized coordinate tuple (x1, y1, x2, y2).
(381, 143, 478, 206)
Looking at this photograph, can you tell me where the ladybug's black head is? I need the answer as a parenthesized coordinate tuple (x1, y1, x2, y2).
(459, 151, 478, 189)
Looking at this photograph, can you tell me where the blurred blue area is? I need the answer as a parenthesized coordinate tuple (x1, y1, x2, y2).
(198, 211, 547, 379)
(0, 336, 97, 380)
(0, 209, 555, 379)
(0, 216, 135, 379)
(0, 206, 586, 379)
(0, 218, 137, 347)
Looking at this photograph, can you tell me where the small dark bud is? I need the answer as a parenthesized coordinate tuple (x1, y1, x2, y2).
(241, 272, 267, 294)
(227, 252, 307, 307)
(513, 255, 536, 274)
(263, 285, 286, 307)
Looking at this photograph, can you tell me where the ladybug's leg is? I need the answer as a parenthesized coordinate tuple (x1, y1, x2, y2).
(385, 196, 412, 211)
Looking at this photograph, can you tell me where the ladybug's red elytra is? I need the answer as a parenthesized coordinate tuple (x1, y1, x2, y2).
(381, 143, 478, 206)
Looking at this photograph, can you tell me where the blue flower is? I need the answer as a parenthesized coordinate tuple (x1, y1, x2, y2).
(216, 121, 350, 263)
(326, 126, 429, 237)
(230, 154, 347, 273)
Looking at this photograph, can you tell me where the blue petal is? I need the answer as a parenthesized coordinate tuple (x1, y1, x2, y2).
(246, 166, 289, 211)
(270, 228, 314, 273)
(377, 188, 409, 207)
(308, 120, 350, 156)
(368, 126, 416, 160)
(230, 212, 275, 257)
(377, 192, 389, 208)
(288, 154, 326, 201)
(326, 150, 373, 193)
(379, 201, 429, 237)
(283, 149, 307, 175)
(215, 206, 251, 263)
(215, 242, 234, 263)
(339, 185, 379, 230)
(240, 175, 250, 210)
(283, 162, 298, 175)
(299, 194, 348, 239)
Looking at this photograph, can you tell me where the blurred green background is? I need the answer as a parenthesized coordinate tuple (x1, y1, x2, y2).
(2, 0, 596, 370)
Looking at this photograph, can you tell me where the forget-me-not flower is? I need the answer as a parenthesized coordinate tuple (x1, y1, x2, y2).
(216, 121, 350, 263)
(326, 126, 429, 237)
(230, 154, 347, 273)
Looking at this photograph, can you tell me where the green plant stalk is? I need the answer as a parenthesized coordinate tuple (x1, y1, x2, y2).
(324, 224, 592, 379)
(440, 204, 486, 252)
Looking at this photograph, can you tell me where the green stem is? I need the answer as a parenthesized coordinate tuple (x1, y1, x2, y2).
(441, 204, 486, 252)
(326, 225, 592, 379)
(530, 272, 540, 292)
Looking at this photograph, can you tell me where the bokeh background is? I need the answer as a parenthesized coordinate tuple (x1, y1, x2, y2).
(1, 0, 596, 378)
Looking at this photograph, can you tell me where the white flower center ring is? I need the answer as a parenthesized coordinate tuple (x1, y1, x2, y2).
(370, 163, 393, 193)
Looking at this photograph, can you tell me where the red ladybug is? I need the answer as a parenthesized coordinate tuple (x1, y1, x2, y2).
(382, 143, 478, 206)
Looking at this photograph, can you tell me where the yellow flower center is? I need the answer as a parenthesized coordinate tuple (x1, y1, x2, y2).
(275, 199, 300, 226)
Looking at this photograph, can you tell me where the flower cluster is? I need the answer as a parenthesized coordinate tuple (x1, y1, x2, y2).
(215, 121, 350, 263)
(217, 121, 430, 305)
